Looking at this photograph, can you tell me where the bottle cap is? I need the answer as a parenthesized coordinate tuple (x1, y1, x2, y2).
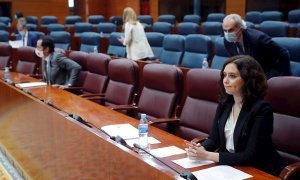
(141, 114, 147, 119)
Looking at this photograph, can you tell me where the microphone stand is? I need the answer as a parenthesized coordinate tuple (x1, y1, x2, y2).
(133, 143, 197, 180)
(45, 100, 131, 149)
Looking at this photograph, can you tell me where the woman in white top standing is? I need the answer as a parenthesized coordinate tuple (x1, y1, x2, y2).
(118, 7, 153, 61)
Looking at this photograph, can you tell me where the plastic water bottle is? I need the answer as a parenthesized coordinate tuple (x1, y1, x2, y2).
(4, 67, 10, 81)
(138, 113, 149, 154)
(100, 31, 103, 38)
(93, 46, 98, 53)
(202, 58, 209, 69)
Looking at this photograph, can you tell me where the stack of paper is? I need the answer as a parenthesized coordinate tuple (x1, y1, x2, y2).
(192, 165, 252, 180)
(150, 146, 186, 158)
(9, 40, 23, 48)
(125, 137, 160, 147)
(101, 123, 139, 140)
(16, 82, 47, 88)
(172, 157, 214, 168)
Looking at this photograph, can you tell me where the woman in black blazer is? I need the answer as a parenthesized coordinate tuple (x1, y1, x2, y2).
(186, 55, 284, 176)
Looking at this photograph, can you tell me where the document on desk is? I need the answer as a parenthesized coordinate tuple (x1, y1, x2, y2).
(192, 165, 252, 180)
(101, 123, 139, 140)
(150, 146, 186, 158)
(172, 157, 214, 168)
(125, 137, 161, 147)
(16, 82, 47, 88)
(8, 40, 23, 48)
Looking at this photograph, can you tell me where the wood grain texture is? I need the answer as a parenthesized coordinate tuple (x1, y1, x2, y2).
(226, 0, 246, 18)
(11, 0, 70, 24)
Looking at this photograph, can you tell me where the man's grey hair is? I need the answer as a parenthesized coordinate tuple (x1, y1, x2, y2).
(17, 17, 27, 28)
(223, 14, 247, 29)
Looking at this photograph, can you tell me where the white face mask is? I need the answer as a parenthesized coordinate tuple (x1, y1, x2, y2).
(35, 48, 44, 58)
(224, 31, 238, 43)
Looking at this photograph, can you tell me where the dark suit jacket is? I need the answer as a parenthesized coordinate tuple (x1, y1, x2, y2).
(16, 31, 37, 47)
(224, 28, 291, 79)
(42, 52, 81, 86)
(202, 99, 284, 176)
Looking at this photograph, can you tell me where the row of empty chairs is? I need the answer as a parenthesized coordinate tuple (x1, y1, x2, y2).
(1, 27, 300, 77)
(107, 32, 212, 68)
(246, 10, 300, 26)
(106, 32, 300, 77)
(0, 15, 121, 27)
(0, 43, 39, 75)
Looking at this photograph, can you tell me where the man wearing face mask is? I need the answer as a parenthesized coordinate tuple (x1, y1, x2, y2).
(36, 35, 81, 88)
(16, 18, 37, 47)
(223, 14, 290, 79)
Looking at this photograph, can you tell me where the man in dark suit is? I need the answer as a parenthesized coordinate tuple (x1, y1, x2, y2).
(36, 35, 81, 87)
(222, 14, 291, 79)
(16, 18, 37, 47)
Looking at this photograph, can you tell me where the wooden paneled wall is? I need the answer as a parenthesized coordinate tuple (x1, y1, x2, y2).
(226, 0, 246, 18)
(74, 0, 140, 22)
(11, 0, 70, 24)
(5, 0, 247, 25)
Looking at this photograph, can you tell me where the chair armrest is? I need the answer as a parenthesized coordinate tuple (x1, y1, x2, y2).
(64, 86, 82, 90)
(80, 93, 105, 98)
(191, 136, 208, 144)
(63, 86, 83, 94)
(112, 105, 138, 118)
(149, 118, 180, 125)
(279, 162, 300, 180)
(112, 104, 138, 111)
(85, 96, 104, 100)
(29, 74, 42, 79)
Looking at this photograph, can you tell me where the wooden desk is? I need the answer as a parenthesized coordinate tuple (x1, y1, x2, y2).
(0, 72, 278, 179)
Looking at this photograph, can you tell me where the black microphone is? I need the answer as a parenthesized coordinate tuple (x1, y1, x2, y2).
(45, 99, 66, 113)
(70, 114, 93, 128)
(71, 114, 130, 148)
(70, 114, 130, 148)
(22, 88, 45, 102)
(45, 100, 131, 149)
(5, 78, 15, 86)
(133, 143, 197, 180)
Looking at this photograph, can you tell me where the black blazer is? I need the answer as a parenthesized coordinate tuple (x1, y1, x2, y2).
(224, 28, 291, 79)
(202, 99, 284, 176)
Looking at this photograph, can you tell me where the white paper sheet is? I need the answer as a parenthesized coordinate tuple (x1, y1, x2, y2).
(172, 157, 214, 168)
(150, 146, 186, 158)
(125, 137, 161, 147)
(101, 123, 139, 140)
(192, 165, 253, 180)
(9, 40, 23, 48)
(16, 82, 47, 88)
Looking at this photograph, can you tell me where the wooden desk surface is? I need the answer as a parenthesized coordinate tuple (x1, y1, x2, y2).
(0, 72, 278, 180)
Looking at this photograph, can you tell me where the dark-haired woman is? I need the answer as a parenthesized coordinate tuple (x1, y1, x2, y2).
(186, 55, 284, 176)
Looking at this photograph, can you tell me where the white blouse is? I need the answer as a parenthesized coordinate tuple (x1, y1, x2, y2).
(123, 22, 153, 60)
(224, 106, 238, 153)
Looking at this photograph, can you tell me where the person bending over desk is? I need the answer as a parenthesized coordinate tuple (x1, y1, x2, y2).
(222, 14, 290, 79)
(36, 35, 81, 88)
(118, 7, 153, 61)
(186, 55, 285, 176)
